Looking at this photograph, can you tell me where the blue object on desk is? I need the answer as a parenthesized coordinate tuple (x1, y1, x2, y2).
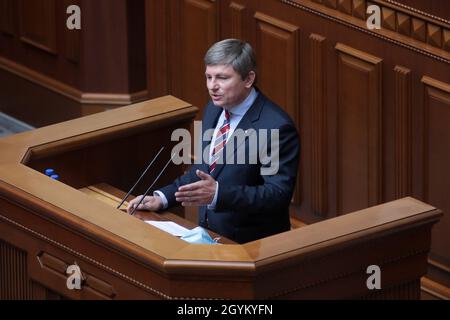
(180, 227, 218, 244)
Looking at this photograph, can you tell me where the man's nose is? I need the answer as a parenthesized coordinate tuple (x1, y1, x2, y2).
(208, 79, 219, 91)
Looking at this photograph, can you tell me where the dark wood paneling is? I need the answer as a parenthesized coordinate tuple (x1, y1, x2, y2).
(366, 279, 420, 300)
(0, 0, 15, 36)
(0, 0, 148, 126)
(422, 76, 450, 286)
(394, 66, 412, 198)
(0, 240, 62, 300)
(146, 0, 169, 98)
(335, 43, 382, 215)
(18, 0, 57, 54)
(126, 0, 147, 93)
(323, 0, 337, 9)
(297, 0, 450, 55)
(0, 66, 81, 127)
(0, 240, 32, 299)
(254, 12, 299, 124)
(389, 0, 450, 21)
(310, 33, 328, 216)
(176, 0, 218, 113)
(0, 0, 80, 91)
(352, 0, 367, 20)
(229, 2, 246, 39)
(79, 0, 126, 92)
(337, 0, 352, 15)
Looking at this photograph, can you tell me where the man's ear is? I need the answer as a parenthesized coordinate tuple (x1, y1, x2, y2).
(244, 71, 256, 88)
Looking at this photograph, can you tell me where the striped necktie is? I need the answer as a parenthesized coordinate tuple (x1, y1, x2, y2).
(210, 110, 231, 173)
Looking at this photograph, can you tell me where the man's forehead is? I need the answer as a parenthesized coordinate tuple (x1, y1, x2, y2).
(205, 64, 236, 74)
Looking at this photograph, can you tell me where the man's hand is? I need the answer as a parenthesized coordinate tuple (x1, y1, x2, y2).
(175, 170, 217, 206)
(126, 195, 163, 214)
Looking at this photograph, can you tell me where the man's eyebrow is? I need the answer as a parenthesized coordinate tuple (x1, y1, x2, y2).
(205, 72, 229, 77)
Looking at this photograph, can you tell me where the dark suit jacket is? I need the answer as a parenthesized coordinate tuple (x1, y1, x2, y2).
(159, 90, 300, 243)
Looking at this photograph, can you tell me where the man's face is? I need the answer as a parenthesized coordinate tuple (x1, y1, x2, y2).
(205, 64, 254, 109)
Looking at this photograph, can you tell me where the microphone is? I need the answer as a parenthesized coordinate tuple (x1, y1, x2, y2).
(116, 146, 164, 209)
(129, 153, 176, 216)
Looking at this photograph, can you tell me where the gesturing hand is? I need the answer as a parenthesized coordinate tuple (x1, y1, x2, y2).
(175, 170, 217, 206)
(126, 195, 163, 214)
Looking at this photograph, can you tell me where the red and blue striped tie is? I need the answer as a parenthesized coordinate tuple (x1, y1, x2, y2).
(210, 110, 230, 173)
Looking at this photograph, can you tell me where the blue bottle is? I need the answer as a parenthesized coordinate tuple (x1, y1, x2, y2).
(45, 168, 55, 176)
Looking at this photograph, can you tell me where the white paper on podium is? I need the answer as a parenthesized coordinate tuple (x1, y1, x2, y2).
(145, 220, 190, 237)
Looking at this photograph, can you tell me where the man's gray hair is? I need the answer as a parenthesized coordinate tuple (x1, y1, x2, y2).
(204, 39, 256, 80)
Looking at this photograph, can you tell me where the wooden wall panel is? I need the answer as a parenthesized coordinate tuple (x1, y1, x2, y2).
(0, 240, 32, 299)
(18, 0, 57, 54)
(81, 0, 143, 93)
(310, 33, 328, 216)
(176, 0, 218, 114)
(298, 0, 450, 55)
(394, 66, 412, 198)
(0, 239, 72, 300)
(254, 12, 299, 124)
(0, 0, 148, 126)
(0, 66, 82, 127)
(335, 43, 382, 215)
(388, 0, 450, 21)
(146, 0, 169, 98)
(0, 0, 15, 36)
(229, 2, 246, 39)
(421, 76, 450, 285)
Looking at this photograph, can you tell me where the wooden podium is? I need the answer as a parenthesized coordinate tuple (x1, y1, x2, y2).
(0, 96, 442, 299)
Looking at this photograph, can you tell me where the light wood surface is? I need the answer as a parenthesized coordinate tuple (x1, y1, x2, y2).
(0, 96, 443, 299)
(79, 183, 234, 244)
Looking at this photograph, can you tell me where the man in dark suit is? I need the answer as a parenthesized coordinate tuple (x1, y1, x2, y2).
(128, 39, 300, 243)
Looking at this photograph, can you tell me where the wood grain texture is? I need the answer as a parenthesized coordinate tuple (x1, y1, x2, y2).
(310, 33, 328, 215)
(0, 0, 148, 125)
(394, 66, 412, 198)
(421, 76, 450, 285)
(229, 2, 246, 39)
(18, 0, 57, 54)
(283, 0, 450, 62)
(335, 43, 382, 215)
(254, 12, 299, 126)
(0, 0, 15, 36)
(0, 240, 32, 299)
